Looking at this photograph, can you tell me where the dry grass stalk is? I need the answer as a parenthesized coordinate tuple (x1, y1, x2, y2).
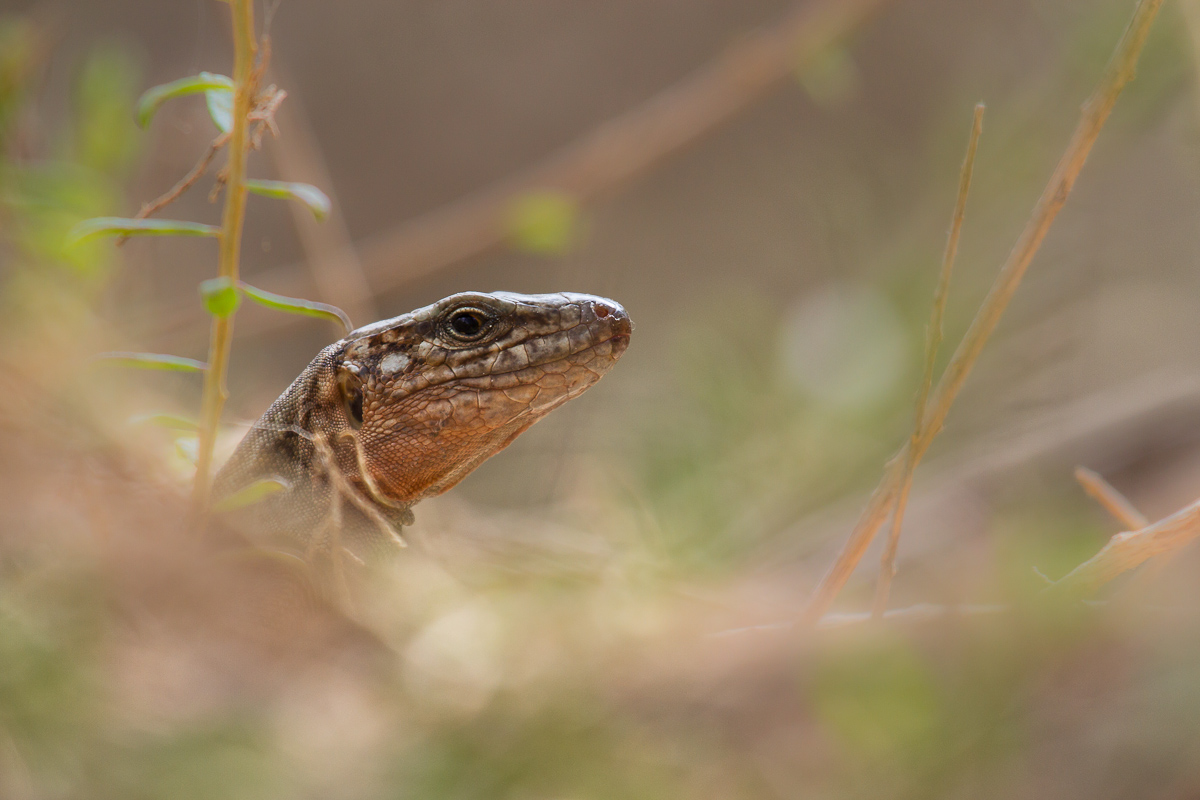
(1070, 466, 1190, 597)
(801, 0, 1165, 626)
(1074, 466, 1148, 530)
(1054, 498, 1200, 594)
(191, 0, 259, 520)
(872, 103, 984, 619)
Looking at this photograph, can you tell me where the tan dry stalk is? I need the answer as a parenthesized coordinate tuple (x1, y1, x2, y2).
(1074, 466, 1148, 530)
(802, 0, 1165, 625)
(1055, 498, 1200, 593)
(871, 103, 984, 618)
(192, 0, 259, 517)
(1069, 467, 1193, 597)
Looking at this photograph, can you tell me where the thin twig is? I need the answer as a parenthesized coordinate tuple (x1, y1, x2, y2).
(1054, 497, 1200, 594)
(1073, 465, 1183, 597)
(872, 103, 984, 618)
(1075, 466, 1148, 530)
(801, 0, 1165, 626)
(128, 132, 230, 226)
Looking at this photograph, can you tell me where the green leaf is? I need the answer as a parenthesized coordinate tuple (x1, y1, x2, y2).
(93, 352, 207, 372)
(200, 276, 241, 318)
(506, 190, 580, 255)
(238, 282, 352, 334)
(245, 179, 332, 221)
(67, 216, 220, 245)
(213, 478, 288, 512)
(127, 412, 200, 431)
(206, 87, 233, 133)
(136, 72, 233, 128)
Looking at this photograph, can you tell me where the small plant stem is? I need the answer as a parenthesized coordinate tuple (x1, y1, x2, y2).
(1075, 466, 1148, 530)
(191, 0, 258, 520)
(802, 0, 1164, 626)
(132, 132, 230, 223)
(1072, 466, 1177, 597)
(872, 103, 984, 619)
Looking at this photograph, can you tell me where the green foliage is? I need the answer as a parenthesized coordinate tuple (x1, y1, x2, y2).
(0, 39, 140, 278)
(245, 179, 331, 220)
(135, 72, 233, 129)
(632, 292, 909, 572)
(205, 85, 234, 133)
(0, 583, 100, 767)
(75, 45, 142, 173)
(238, 281, 353, 334)
(394, 700, 698, 800)
(94, 352, 208, 373)
(506, 190, 579, 254)
(813, 639, 945, 769)
(4, 162, 121, 272)
(67, 217, 220, 244)
(993, 496, 1110, 591)
(200, 276, 242, 318)
(98, 722, 280, 800)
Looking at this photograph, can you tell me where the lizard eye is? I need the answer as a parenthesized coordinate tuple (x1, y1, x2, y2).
(338, 369, 364, 428)
(444, 307, 491, 342)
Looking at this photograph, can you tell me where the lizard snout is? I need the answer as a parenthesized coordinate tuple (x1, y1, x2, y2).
(584, 296, 632, 357)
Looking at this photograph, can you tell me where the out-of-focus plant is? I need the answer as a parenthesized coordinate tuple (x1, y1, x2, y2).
(66, 1, 349, 520)
(0, 21, 137, 292)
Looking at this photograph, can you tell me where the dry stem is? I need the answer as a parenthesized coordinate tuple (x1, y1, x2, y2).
(191, 0, 258, 519)
(1071, 466, 1187, 597)
(1075, 466, 1148, 530)
(125, 131, 230, 235)
(872, 103, 984, 618)
(802, 0, 1165, 625)
(1054, 498, 1200, 594)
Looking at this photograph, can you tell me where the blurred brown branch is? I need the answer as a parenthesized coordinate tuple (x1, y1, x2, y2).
(155, 0, 889, 339)
(800, 0, 1166, 626)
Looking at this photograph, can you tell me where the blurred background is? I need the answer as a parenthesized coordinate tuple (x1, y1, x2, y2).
(5, 0, 1200, 797)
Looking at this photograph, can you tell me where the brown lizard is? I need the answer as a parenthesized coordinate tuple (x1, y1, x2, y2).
(212, 291, 632, 572)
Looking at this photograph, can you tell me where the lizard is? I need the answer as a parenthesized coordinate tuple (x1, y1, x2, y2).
(212, 291, 632, 576)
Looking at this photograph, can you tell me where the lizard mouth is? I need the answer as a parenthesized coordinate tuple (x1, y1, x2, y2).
(450, 328, 630, 396)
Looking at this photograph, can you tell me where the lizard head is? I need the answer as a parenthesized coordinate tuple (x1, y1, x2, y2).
(330, 291, 631, 505)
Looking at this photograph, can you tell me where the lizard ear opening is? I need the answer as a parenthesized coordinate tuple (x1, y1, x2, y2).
(338, 369, 364, 429)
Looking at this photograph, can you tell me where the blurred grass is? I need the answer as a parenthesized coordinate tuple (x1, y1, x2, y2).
(5, 4, 1200, 799)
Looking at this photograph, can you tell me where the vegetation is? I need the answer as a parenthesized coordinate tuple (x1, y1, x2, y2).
(2, 1, 1199, 798)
